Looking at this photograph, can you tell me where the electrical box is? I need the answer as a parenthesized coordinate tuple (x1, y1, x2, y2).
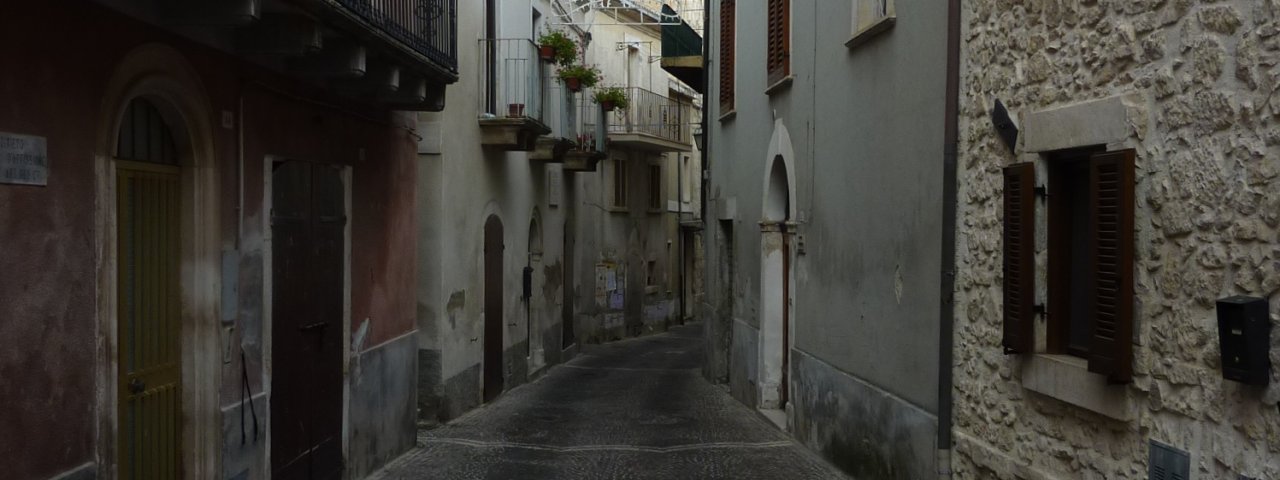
(1216, 296, 1272, 386)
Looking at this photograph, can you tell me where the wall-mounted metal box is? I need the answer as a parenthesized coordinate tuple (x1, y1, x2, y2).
(1216, 296, 1272, 385)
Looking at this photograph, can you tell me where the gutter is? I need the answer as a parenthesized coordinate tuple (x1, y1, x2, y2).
(937, 0, 961, 478)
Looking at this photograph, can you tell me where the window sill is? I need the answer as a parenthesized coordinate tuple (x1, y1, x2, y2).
(1021, 354, 1134, 421)
(645, 285, 660, 295)
(846, 16, 896, 49)
(647, 208, 663, 215)
(606, 205, 628, 214)
(765, 76, 794, 96)
(719, 109, 737, 122)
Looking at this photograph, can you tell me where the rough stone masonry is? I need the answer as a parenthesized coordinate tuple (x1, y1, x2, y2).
(954, 0, 1280, 478)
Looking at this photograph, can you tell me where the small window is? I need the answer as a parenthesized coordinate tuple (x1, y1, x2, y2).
(647, 260, 657, 287)
(612, 159, 627, 208)
(848, 0, 895, 48)
(1002, 148, 1137, 384)
(719, 0, 736, 115)
(649, 164, 662, 211)
(766, 0, 790, 85)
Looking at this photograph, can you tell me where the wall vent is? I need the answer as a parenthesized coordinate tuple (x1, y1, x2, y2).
(1148, 440, 1190, 480)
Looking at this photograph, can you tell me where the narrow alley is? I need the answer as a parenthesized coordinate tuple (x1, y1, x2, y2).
(371, 323, 849, 480)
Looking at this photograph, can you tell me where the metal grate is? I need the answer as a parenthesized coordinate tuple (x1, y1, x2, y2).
(1148, 440, 1190, 480)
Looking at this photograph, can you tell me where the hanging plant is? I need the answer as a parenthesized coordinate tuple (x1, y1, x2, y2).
(592, 86, 629, 111)
(537, 30, 578, 65)
(558, 64, 601, 92)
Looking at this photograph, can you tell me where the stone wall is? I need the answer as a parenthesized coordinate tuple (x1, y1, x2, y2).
(955, 0, 1280, 478)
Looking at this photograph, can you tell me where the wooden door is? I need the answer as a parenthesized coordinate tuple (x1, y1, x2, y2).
(561, 219, 575, 347)
(270, 160, 345, 480)
(117, 161, 182, 480)
(484, 215, 505, 402)
(780, 224, 790, 407)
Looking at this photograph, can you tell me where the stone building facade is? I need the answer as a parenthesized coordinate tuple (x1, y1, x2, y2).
(953, 0, 1280, 478)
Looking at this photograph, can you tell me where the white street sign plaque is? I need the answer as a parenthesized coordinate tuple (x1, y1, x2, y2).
(0, 132, 48, 186)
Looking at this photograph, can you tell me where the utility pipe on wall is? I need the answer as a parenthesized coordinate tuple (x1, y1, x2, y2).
(937, 0, 961, 478)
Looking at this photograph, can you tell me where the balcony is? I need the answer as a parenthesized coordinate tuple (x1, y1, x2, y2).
(478, 39, 552, 151)
(586, 87, 693, 153)
(105, 0, 458, 110)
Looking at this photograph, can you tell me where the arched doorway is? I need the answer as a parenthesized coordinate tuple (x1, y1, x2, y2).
(484, 215, 505, 402)
(113, 96, 185, 479)
(96, 44, 222, 479)
(760, 155, 794, 412)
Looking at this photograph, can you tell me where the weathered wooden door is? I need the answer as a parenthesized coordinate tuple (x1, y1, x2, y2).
(270, 160, 345, 480)
(561, 218, 575, 347)
(117, 161, 182, 480)
(484, 215, 505, 402)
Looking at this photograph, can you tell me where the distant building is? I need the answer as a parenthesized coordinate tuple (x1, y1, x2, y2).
(414, 0, 704, 426)
(0, 0, 456, 479)
(952, 1, 1280, 478)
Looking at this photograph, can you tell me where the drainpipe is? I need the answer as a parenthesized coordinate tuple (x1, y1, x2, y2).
(937, 0, 961, 478)
(699, 0, 709, 230)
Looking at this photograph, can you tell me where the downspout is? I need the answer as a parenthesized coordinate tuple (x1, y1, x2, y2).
(699, 0, 709, 229)
(937, 0, 961, 478)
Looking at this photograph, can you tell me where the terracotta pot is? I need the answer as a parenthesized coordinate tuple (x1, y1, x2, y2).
(600, 101, 616, 112)
(507, 103, 525, 117)
(538, 45, 556, 62)
(564, 77, 582, 92)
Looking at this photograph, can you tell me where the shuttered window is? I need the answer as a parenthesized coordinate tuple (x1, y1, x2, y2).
(719, 0, 735, 114)
(1087, 150, 1135, 383)
(766, 0, 790, 85)
(1002, 163, 1035, 354)
(1003, 149, 1136, 384)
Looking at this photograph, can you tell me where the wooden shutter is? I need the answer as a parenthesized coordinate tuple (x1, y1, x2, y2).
(1088, 150, 1136, 383)
(719, 0, 735, 113)
(766, 0, 789, 85)
(1002, 162, 1035, 354)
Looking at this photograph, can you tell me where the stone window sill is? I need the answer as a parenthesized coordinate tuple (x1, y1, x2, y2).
(719, 109, 737, 122)
(846, 16, 895, 49)
(606, 205, 628, 214)
(1021, 354, 1134, 421)
(765, 75, 794, 96)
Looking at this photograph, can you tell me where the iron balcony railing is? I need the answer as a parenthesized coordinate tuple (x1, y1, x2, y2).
(334, 0, 458, 73)
(585, 87, 691, 145)
(479, 38, 549, 124)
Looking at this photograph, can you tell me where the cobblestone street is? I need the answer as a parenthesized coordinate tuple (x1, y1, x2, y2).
(370, 323, 849, 480)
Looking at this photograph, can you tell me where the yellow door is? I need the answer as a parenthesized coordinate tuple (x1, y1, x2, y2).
(117, 160, 182, 479)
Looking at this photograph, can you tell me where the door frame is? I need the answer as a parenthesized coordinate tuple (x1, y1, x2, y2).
(261, 156, 354, 473)
(94, 44, 223, 479)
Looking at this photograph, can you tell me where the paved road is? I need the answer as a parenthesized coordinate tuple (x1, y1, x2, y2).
(370, 323, 850, 480)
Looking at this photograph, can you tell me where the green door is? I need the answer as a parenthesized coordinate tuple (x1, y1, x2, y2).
(116, 163, 182, 479)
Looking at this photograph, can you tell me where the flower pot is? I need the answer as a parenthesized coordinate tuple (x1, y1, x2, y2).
(507, 103, 525, 117)
(564, 77, 582, 92)
(600, 101, 616, 112)
(538, 45, 556, 62)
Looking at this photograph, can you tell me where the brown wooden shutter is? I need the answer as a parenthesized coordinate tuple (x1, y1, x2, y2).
(1002, 162, 1035, 354)
(719, 0, 735, 113)
(1087, 150, 1135, 383)
(766, 0, 789, 85)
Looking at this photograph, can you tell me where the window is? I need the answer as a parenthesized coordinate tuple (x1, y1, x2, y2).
(649, 164, 662, 211)
(612, 159, 627, 208)
(766, 0, 790, 86)
(647, 260, 657, 287)
(1002, 149, 1136, 384)
(719, 0, 736, 114)
(848, 0, 895, 48)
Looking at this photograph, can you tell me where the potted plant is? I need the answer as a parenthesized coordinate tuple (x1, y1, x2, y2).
(558, 64, 600, 93)
(592, 87, 629, 112)
(537, 31, 577, 65)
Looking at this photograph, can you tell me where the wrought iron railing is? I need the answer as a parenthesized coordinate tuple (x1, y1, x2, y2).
(334, 0, 458, 72)
(478, 39, 548, 123)
(585, 87, 691, 145)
